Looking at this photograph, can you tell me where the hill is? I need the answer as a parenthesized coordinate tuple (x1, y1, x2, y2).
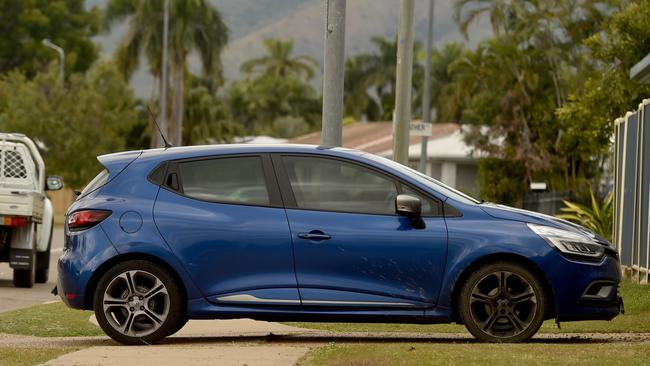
(88, 0, 490, 97)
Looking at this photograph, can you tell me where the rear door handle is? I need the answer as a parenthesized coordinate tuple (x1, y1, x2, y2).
(298, 230, 331, 241)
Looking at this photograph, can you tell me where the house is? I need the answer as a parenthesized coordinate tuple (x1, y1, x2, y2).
(289, 121, 480, 196)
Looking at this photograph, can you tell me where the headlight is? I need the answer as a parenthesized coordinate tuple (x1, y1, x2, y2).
(527, 223, 604, 260)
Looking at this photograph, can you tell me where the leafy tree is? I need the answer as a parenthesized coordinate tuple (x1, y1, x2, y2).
(227, 73, 321, 138)
(477, 158, 527, 205)
(104, 0, 228, 145)
(343, 55, 380, 121)
(447, 0, 623, 202)
(344, 37, 423, 121)
(0, 0, 99, 76)
(557, 0, 650, 192)
(241, 38, 317, 80)
(0, 62, 142, 188)
(183, 75, 243, 144)
(418, 42, 465, 123)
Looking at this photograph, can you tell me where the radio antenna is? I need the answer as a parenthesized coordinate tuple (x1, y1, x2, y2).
(147, 105, 172, 148)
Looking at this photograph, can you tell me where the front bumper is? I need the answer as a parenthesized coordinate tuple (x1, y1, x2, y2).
(544, 251, 623, 322)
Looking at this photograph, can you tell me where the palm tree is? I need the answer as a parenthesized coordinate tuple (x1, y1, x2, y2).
(104, 0, 228, 145)
(453, 0, 518, 37)
(343, 55, 379, 121)
(241, 38, 317, 80)
(343, 36, 422, 121)
(557, 190, 613, 241)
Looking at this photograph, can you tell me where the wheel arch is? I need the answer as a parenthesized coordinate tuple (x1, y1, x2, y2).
(449, 252, 557, 323)
(83, 252, 188, 317)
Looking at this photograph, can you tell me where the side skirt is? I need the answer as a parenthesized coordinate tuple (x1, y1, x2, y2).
(187, 297, 453, 324)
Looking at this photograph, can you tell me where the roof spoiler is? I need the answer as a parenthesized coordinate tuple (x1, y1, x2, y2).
(97, 150, 143, 176)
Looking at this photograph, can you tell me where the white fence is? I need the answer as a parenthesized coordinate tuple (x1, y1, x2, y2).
(614, 99, 650, 283)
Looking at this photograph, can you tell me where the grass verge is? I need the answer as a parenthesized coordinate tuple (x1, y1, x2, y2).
(300, 342, 650, 366)
(288, 279, 649, 334)
(0, 301, 102, 337)
(0, 347, 76, 366)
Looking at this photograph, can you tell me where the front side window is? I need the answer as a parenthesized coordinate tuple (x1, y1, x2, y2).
(282, 156, 398, 215)
(178, 156, 269, 205)
(401, 184, 442, 216)
(364, 153, 480, 205)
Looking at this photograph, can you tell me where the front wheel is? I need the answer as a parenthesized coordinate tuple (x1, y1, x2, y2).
(93, 260, 183, 345)
(460, 261, 546, 343)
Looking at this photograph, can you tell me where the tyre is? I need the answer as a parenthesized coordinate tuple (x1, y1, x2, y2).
(93, 260, 182, 345)
(166, 316, 188, 337)
(35, 264, 49, 283)
(13, 248, 35, 288)
(460, 261, 546, 343)
(35, 220, 54, 284)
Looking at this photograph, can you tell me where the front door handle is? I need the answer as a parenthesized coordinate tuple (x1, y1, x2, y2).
(298, 230, 331, 241)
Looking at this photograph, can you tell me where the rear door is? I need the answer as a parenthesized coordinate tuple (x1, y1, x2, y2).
(273, 154, 448, 308)
(153, 154, 300, 306)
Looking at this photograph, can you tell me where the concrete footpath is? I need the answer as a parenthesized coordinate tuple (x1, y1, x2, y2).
(42, 319, 317, 366)
(2, 317, 650, 366)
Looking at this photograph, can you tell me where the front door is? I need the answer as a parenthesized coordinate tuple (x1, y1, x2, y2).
(153, 154, 300, 306)
(275, 154, 448, 308)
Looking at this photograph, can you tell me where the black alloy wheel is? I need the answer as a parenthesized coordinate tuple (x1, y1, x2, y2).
(460, 261, 547, 342)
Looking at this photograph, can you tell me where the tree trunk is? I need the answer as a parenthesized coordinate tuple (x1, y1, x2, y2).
(151, 76, 163, 148)
(147, 74, 162, 149)
(171, 65, 184, 146)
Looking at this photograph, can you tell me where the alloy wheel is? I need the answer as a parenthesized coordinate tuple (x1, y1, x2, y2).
(468, 270, 538, 338)
(102, 270, 170, 337)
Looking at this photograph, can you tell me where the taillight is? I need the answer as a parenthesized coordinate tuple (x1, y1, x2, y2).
(67, 210, 111, 231)
(1, 216, 28, 227)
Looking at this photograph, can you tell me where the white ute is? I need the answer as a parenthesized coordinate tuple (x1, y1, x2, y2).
(0, 133, 62, 288)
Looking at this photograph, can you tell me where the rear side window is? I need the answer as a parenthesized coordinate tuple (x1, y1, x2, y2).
(80, 169, 109, 197)
(177, 156, 269, 206)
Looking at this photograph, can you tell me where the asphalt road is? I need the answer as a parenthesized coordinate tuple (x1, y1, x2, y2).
(0, 227, 64, 313)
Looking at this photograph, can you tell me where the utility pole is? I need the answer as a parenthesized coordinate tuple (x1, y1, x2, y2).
(158, 0, 170, 148)
(42, 39, 64, 84)
(393, 0, 416, 164)
(419, 0, 434, 173)
(321, 0, 346, 147)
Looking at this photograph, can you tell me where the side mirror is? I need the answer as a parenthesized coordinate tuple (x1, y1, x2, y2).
(395, 194, 421, 217)
(46, 175, 63, 191)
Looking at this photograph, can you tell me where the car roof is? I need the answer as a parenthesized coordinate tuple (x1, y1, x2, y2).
(101, 144, 366, 166)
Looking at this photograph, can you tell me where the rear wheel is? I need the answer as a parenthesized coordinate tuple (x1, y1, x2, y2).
(93, 260, 182, 345)
(460, 261, 546, 343)
(35, 221, 53, 284)
(166, 316, 188, 337)
(13, 248, 35, 288)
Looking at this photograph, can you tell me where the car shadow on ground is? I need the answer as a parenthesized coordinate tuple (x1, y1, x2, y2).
(156, 334, 613, 346)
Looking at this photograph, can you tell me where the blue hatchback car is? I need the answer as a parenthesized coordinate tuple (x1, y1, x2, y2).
(57, 144, 622, 344)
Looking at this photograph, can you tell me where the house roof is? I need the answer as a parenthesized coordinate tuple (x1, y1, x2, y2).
(631, 52, 650, 84)
(407, 128, 478, 162)
(289, 121, 460, 156)
(234, 136, 288, 144)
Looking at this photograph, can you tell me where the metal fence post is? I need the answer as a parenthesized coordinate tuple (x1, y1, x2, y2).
(639, 100, 650, 283)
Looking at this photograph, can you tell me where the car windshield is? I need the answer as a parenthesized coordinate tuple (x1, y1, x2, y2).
(363, 153, 480, 205)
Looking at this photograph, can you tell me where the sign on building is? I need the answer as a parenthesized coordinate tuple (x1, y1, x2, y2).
(409, 121, 432, 136)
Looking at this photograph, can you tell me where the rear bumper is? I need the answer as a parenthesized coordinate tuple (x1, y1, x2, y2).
(57, 225, 118, 309)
